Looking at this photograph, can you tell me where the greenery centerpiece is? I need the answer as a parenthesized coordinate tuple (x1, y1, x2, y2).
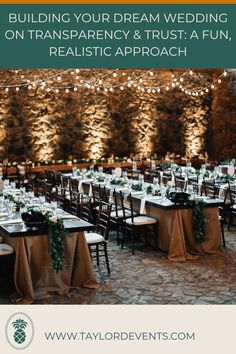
(0, 191, 69, 272)
(131, 181, 143, 191)
(110, 178, 126, 186)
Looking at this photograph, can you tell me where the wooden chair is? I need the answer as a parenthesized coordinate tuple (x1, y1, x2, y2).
(85, 201, 112, 274)
(203, 181, 226, 247)
(120, 192, 158, 254)
(174, 175, 186, 191)
(228, 186, 236, 230)
(78, 193, 93, 222)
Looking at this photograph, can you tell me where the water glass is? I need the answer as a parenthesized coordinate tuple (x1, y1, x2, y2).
(153, 177, 159, 185)
(39, 195, 46, 205)
(51, 201, 58, 214)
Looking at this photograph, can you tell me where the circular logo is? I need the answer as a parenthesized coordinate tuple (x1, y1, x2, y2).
(5, 312, 34, 350)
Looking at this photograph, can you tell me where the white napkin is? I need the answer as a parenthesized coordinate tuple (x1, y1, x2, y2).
(140, 196, 162, 214)
(218, 184, 228, 199)
(131, 191, 144, 196)
(78, 179, 93, 193)
(57, 214, 79, 220)
(0, 218, 23, 225)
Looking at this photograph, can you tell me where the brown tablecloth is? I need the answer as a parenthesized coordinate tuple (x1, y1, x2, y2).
(7, 232, 99, 304)
(145, 205, 221, 262)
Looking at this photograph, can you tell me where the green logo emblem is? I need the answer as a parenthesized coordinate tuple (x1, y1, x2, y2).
(5, 313, 34, 350)
(12, 318, 28, 344)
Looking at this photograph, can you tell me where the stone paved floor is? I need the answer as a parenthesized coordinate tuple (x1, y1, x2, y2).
(1, 227, 236, 305)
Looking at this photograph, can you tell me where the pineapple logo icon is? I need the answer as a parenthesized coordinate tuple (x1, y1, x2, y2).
(12, 318, 28, 344)
(5, 312, 34, 349)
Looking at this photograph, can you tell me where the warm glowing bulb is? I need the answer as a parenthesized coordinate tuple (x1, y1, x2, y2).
(113, 72, 117, 77)
(47, 88, 51, 92)
(211, 84, 215, 89)
(57, 75, 61, 81)
(5, 87, 9, 92)
(76, 69, 80, 73)
(120, 86, 124, 90)
(223, 70, 227, 76)
(150, 71, 154, 76)
(74, 87, 78, 92)
(65, 88, 69, 93)
(166, 86, 169, 91)
(180, 78, 184, 82)
(157, 88, 160, 93)
(152, 89, 155, 93)
(56, 89, 59, 93)
(189, 70, 193, 75)
(28, 85, 32, 90)
(16, 87, 20, 91)
(218, 79, 222, 83)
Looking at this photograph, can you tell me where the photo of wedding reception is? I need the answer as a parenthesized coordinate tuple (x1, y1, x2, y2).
(0, 67, 235, 305)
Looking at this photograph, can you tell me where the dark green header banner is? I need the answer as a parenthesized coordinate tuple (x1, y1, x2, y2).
(0, 4, 235, 68)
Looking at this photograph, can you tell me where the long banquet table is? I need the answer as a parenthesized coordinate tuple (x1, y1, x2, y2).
(0, 214, 99, 304)
(77, 176, 224, 262)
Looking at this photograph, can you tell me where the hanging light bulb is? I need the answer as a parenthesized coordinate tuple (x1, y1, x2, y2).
(74, 87, 78, 92)
(28, 85, 32, 90)
(65, 88, 69, 93)
(157, 88, 160, 93)
(120, 86, 124, 90)
(57, 75, 61, 81)
(223, 70, 227, 76)
(56, 89, 59, 93)
(211, 84, 215, 89)
(75, 69, 80, 73)
(5, 87, 9, 92)
(180, 78, 184, 82)
(149, 71, 154, 76)
(46, 88, 51, 92)
(113, 72, 117, 77)
(218, 78, 222, 84)
(152, 89, 155, 93)
(165, 86, 169, 91)
(16, 87, 20, 91)
(189, 69, 193, 75)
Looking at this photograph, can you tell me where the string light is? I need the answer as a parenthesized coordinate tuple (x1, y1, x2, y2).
(0, 68, 229, 99)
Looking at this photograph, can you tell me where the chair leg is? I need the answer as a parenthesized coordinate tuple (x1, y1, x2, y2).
(221, 222, 226, 248)
(228, 213, 233, 231)
(104, 243, 110, 275)
(96, 245, 100, 266)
